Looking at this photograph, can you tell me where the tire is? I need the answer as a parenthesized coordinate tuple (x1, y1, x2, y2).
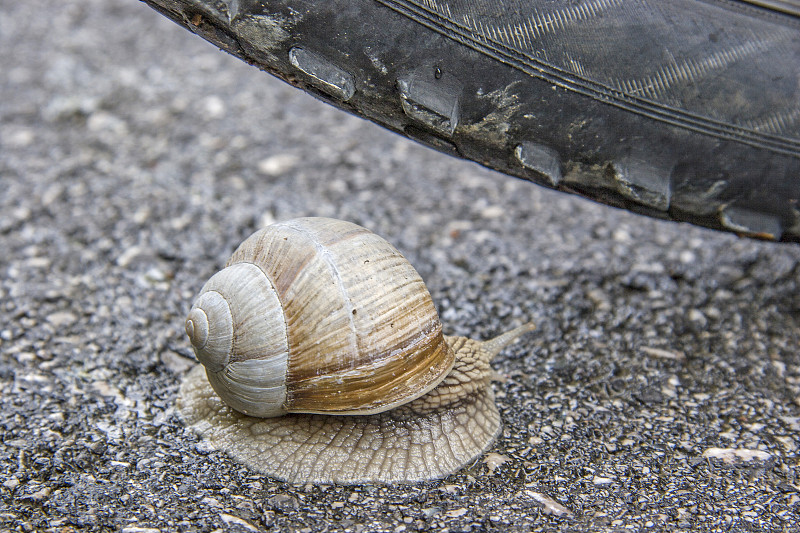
(141, 0, 800, 242)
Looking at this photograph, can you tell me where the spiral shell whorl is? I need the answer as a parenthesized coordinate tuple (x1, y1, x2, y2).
(186, 262, 289, 417)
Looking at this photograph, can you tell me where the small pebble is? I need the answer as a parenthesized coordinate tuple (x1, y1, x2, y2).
(46, 311, 77, 328)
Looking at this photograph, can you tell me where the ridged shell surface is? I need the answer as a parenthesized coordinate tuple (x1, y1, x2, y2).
(220, 217, 454, 415)
(187, 261, 289, 417)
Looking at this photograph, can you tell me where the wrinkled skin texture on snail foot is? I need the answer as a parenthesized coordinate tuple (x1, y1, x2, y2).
(177, 365, 500, 484)
(178, 324, 534, 484)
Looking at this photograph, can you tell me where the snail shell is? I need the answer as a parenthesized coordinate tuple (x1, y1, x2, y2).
(184, 217, 454, 417)
(177, 217, 534, 484)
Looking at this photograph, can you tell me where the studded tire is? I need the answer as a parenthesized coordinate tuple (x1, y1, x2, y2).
(142, 0, 800, 242)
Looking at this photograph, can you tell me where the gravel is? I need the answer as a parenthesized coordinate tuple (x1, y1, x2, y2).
(1, 1, 799, 531)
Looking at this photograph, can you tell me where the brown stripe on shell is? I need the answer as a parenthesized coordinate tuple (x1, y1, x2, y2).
(286, 322, 455, 414)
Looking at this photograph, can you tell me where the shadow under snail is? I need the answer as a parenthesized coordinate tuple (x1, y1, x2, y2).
(177, 217, 534, 484)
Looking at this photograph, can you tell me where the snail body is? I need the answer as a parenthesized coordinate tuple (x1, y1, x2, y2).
(178, 217, 533, 484)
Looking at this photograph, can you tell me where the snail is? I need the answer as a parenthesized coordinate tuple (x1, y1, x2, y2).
(177, 217, 534, 484)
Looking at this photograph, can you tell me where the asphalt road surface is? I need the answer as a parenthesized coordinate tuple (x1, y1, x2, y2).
(1, 1, 799, 531)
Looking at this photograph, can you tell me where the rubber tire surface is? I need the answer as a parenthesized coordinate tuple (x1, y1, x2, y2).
(141, 0, 800, 242)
